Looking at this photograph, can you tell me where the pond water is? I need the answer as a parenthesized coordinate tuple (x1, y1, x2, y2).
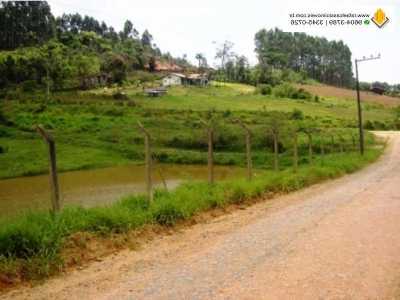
(0, 164, 248, 218)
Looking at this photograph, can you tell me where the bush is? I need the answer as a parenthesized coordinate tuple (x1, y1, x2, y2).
(126, 100, 137, 107)
(112, 91, 129, 100)
(364, 120, 374, 130)
(290, 109, 304, 120)
(296, 88, 312, 100)
(272, 83, 312, 100)
(257, 84, 272, 95)
(273, 83, 297, 98)
(4, 89, 23, 101)
(21, 80, 41, 93)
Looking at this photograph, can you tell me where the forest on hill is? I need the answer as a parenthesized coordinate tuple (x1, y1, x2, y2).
(0, 1, 399, 97)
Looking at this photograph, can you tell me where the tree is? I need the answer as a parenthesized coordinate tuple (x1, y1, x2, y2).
(235, 55, 250, 83)
(195, 53, 204, 68)
(148, 56, 156, 72)
(74, 54, 100, 89)
(141, 29, 153, 47)
(0, 1, 55, 50)
(101, 53, 127, 84)
(121, 20, 133, 40)
(254, 28, 353, 87)
(215, 40, 234, 69)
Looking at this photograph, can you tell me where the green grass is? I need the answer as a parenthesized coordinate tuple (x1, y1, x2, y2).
(0, 138, 130, 179)
(0, 81, 393, 179)
(121, 83, 394, 121)
(0, 147, 383, 282)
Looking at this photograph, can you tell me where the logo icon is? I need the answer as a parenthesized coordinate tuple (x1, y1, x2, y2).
(371, 8, 389, 28)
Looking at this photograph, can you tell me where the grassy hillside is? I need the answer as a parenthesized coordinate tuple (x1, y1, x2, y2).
(0, 81, 392, 179)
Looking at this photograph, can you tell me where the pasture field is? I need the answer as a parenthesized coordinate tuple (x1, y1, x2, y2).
(0, 82, 393, 179)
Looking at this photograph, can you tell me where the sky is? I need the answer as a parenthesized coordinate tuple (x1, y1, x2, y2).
(49, 0, 400, 84)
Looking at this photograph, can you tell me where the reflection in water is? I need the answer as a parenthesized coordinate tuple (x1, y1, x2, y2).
(0, 164, 247, 217)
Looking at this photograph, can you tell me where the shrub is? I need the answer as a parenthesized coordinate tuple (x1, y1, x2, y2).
(290, 108, 304, 120)
(272, 83, 312, 100)
(4, 89, 23, 100)
(257, 84, 272, 95)
(273, 83, 297, 98)
(296, 88, 312, 100)
(152, 200, 185, 226)
(21, 80, 41, 93)
(126, 100, 137, 107)
(364, 120, 374, 130)
(112, 91, 129, 100)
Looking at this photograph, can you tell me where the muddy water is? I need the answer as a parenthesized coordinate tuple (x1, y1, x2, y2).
(0, 164, 247, 218)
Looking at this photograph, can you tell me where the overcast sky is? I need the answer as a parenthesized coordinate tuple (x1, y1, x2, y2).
(49, 0, 399, 84)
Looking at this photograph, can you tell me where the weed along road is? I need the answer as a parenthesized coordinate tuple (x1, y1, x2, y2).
(3, 132, 400, 300)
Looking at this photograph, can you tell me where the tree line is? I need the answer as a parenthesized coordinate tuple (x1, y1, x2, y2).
(0, 1, 185, 91)
(254, 28, 353, 87)
(0, 2, 397, 94)
(210, 30, 354, 88)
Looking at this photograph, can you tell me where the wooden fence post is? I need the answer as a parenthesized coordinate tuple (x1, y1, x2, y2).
(339, 135, 344, 153)
(236, 119, 252, 181)
(307, 132, 313, 164)
(137, 121, 153, 202)
(293, 130, 298, 173)
(331, 135, 335, 153)
(36, 125, 61, 213)
(273, 131, 279, 171)
(320, 137, 325, 156)
(207, 127, 214, 185)
(351, 133, 356, 150)
(200, 118, 214, 185)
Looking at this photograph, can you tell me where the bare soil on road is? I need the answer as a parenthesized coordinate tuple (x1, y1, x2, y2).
(2, 132, 400, 300)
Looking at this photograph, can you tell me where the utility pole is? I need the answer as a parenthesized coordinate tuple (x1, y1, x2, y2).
(355, 54, 381, 155)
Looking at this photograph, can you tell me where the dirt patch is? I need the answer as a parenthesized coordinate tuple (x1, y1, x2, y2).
(298, 83, 400, 107)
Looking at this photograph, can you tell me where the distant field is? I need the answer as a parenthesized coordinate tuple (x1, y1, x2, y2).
(298, 83, 400, 107)
(87, 82, 395, 122)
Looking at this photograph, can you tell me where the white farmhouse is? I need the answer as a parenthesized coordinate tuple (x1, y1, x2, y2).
(162, 73, 186, 87)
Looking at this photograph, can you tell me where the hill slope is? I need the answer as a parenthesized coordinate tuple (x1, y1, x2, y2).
(298, 83, 400, 107)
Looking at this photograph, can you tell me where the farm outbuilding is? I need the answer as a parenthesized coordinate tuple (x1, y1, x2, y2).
(162, 73, 209, 87)
(186, 74, 209, 86)
(162, 73, 186, 87)
(371, 82, 386, 95)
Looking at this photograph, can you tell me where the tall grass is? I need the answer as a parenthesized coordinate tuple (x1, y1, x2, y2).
(0, 148, 382, 283)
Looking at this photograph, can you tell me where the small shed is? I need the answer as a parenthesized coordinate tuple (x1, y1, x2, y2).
(162, 73, 186, 87)
(371, 83, 385, 95)
(186, 74, 209, 86)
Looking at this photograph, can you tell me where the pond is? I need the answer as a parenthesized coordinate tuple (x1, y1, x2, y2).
(0, 164, 249, 218)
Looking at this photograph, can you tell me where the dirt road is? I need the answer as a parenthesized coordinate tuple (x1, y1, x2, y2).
(3, 132, 400, 300)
